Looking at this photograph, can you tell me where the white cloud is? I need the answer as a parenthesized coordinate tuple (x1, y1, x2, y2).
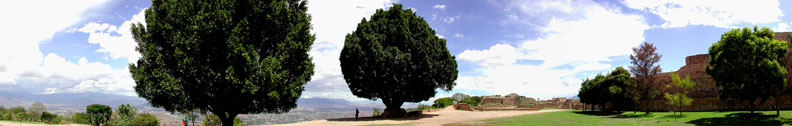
(457, 0, 647, 99)
(10, 53, 137, 95)
(77, 9, 146, 64)
(0, 0, 108, 85)
(453, 33, 464, 39)
(306, 0, 394, 101)
(433, 4, 446, 10)
(0, 0, 146, 96)
(458, 44, 526, 68)
(775, 22, 791, 32)
(443, 15, 460, 23)
(622, 0, 783, 28)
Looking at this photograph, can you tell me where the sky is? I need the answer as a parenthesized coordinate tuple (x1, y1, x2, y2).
(2, 0, 792, 104)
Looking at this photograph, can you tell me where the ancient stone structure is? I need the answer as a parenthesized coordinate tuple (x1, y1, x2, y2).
(477, 93, 584, 111)
(643, 32, 792, 111)
(479, 93, 534, 106)
(551, 98, 567, 103)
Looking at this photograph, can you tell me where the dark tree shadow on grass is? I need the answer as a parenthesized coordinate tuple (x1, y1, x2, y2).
(659, 114, 687, 119)
(327, 111, 438, 122)
(687, 113, 789, 126)
(611, 113, 656, 118)
(573, 111, 623, 116)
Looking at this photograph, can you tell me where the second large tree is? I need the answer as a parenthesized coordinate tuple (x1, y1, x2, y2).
(706, 26, 787, 114)
(340, 4, 458, 117)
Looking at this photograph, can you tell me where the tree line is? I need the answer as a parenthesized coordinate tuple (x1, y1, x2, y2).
(0, 102, 157, 126)
(578, 26, 789, 117)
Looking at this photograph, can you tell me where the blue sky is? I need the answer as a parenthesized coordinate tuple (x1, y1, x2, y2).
(2, 0, 792, 103)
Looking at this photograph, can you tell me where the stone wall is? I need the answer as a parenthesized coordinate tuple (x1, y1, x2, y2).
(480, 96, 523, 106)
(480, 96, 504, 105)
(642, 32, 792, 111)
(454, 103, 474, 111)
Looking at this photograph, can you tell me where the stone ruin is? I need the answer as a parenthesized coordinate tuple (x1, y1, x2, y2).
(480, 93, 533, 106)
(475, 93, 583, 111)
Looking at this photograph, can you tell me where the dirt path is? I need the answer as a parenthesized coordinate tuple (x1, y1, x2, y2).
(0, 121, 88, 126)
(264, 107, 566, 126)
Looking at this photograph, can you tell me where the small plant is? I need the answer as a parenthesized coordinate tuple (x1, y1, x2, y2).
(372, 108, 382, 117)
(664, 72, 695, 120)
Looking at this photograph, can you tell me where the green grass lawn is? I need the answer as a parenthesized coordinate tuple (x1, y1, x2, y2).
(447, 110, 792, 126)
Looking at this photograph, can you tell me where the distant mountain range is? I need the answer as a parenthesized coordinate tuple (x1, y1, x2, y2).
(0, 91, 147, 108)
(0, 91, 410, 113)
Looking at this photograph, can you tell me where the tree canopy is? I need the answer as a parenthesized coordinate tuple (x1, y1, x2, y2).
(452, 93, 471, 102)
(461, 96, 482, 106)
(433, 97, 455, 108)
(340, 4, 458, 117)
(129, 0, 314, 125)
(578, 67, 634, 111)
(29, 102, 45, 121)
(706, 26, 788, 114)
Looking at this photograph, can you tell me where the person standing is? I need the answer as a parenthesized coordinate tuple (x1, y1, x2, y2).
(355, 108, 360, 119)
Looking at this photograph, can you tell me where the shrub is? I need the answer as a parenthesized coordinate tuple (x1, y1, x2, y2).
(372, 108, 382, 117)
(117, 104, 136, 120)
(15, 112, 31, 121)
(86, 104, 112, 126)
(40, 112, 60, 124)
(203, 113, 244, 126)
(131, 113, 158, 126)
(461, 96, 482, 106)
(7, 106, 26, 120)
(433, 97, 455, 108)
(70, 112, 91, 124)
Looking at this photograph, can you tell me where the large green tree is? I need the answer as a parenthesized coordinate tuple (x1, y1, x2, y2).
(629, 42, 662, 114)
(706, 26, 787, 114)
(129, 0, 315, 125)
(86, 104, 111, 126)
(579, 74, 605, 111)
(578, 67, 634, 112)
(602, 67, 634, 112)
(340, 4, 458, 117)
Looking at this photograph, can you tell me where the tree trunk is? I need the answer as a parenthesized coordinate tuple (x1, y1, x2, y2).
(382, 99, 405, 118)
(777, 95, 781, 116)
(750, 102, 755, 114)
(644, 99, 651, 114)
(214, 111, 238, 126)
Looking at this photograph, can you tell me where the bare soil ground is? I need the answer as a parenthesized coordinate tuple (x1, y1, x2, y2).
(264, 106, 566, 126)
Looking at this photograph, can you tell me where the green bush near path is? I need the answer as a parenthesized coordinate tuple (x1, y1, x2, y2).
(447, 110, 792, 126)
